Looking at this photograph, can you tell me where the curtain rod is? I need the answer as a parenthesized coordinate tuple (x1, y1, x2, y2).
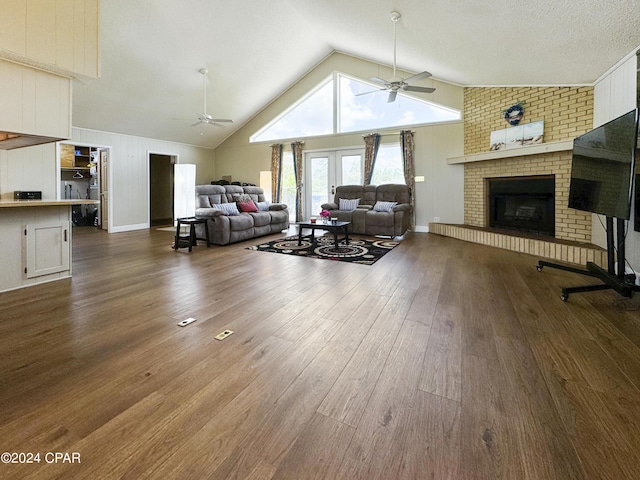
(269, 141, 305, 146)
(362, 130, 415, 137)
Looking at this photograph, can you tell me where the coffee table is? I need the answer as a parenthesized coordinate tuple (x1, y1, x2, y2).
(298, 221, 350, 249)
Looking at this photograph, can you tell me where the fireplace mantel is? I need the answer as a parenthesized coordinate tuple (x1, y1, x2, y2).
(447, 140, 573, 165)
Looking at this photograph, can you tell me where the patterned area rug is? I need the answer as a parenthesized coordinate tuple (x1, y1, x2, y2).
(246, 235, 398, 265)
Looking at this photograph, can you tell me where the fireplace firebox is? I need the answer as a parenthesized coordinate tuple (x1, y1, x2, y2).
(487, 175, 555, 237)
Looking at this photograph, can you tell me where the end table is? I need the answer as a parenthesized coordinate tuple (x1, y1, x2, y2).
(174, 217, 210, 252)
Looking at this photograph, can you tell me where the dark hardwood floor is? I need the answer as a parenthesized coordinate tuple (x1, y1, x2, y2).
(1, 226, 640, 479)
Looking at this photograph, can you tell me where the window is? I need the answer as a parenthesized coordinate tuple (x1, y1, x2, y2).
(338, 74, 460, 133)
(371, 144, 405, 185)
(341, 154, 362, 185)
(251, 77, 333, 143)
(250, 72, 460, 143)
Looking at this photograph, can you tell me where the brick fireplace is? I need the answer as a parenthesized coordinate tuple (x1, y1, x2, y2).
(463, 149, 591, 243)
(429, 85, 606, 266)
(430, 142, 607, 268)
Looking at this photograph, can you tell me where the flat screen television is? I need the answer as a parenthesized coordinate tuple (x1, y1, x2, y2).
(568, 108, 638, 220)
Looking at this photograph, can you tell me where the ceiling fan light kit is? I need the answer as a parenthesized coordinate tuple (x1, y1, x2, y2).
(192, 67, 233, 127)
(361, 11, 436, 103)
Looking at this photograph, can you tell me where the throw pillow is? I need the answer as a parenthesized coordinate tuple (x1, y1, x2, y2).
(255, 201, 270, 211)
(232, 193, 252, 203)
(239, 200, 258, 212)
(212, 203, 240, 216)
(373, 201, 398, 212)
(339, 198, 360, 211)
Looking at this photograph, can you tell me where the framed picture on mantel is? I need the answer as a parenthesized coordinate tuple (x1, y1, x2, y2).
(490, 121, 544, 151)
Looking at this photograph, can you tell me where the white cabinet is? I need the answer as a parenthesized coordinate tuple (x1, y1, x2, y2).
(24, 221, 71, 278)
(0, 59, 71, 141)
(0, 0, 99, 78)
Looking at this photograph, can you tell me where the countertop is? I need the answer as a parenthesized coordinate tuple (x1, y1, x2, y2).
(0, 199, 100, 208)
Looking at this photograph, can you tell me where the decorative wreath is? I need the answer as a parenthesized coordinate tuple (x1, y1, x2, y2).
(504, 104, 524, 126)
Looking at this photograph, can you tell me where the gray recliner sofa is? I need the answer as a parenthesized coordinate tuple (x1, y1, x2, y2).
(194, 185, 289, 245)
(321, 184, 412, 237)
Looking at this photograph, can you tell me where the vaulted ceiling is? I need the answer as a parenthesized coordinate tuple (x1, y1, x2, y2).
(71, 0, 640, 149)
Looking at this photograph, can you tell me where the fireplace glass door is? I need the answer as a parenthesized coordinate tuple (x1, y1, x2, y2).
(488, 176, 555, 237)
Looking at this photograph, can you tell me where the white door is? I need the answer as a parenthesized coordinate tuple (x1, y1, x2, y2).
(304, 149, 363, 219)
(99, 150, 109, 230)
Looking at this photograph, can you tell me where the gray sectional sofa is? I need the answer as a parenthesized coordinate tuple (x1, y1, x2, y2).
(194, 185, 289, 245)
(320, 184, 412, 237)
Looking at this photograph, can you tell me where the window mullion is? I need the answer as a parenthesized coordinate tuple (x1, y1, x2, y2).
(333, 72, 339, 134)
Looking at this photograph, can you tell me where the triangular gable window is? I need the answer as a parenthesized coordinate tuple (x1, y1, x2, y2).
(251, 77, 333, 143)
(250, 72, 460, 143)
(338, 74, 460, 133)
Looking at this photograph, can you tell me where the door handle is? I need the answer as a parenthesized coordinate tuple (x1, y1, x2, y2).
(331, 185, 335, 195)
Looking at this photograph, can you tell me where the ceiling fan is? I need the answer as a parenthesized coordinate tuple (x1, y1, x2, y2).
(191, 68, 233, 127)
(359, 11, 436, 103)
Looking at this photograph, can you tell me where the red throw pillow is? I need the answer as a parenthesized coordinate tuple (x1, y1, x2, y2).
(238, 200, 258, 212)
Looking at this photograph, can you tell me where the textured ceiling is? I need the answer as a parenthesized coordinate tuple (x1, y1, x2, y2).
(71, 0, 640, 149)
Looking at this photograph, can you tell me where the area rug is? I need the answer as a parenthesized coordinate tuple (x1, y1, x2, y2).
(246, 235, 398, 265)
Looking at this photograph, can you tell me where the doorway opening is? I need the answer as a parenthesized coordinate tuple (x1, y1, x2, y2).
(59, 142, 111, 231)
(149, 153, 177, 227)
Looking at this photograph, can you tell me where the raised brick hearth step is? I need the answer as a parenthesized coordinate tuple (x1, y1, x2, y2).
(429, 223, 607, 268)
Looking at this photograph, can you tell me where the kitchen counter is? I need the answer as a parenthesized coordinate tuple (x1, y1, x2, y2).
(0, 199, 100, 292)
(0, 199, 99, 208)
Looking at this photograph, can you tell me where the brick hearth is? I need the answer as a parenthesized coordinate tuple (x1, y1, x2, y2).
(433, 141, 607, 267)
(429, 223, 607, 268)
(464, 150, 591, 243)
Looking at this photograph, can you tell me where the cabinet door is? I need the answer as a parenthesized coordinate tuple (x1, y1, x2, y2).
(25, 222, 71, 278)
(60, 144, 75, 168)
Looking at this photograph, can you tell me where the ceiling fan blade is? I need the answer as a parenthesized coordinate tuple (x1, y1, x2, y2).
(369, 77, 389, 86)
(387, 91, 398, 103)
(356, 89, 383, 97)
(190, 121, 202, 127)
(404, 71, 432, 83)
(403, 85, 436, 94)
(210, 119, 233, 123)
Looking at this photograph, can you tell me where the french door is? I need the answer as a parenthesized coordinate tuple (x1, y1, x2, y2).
(304, 149, 363, 219)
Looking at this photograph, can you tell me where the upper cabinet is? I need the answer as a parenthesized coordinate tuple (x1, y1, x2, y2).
(0, 59, 71, 146)
(0, 0, 98, 148)
(0, 0, 99, 79)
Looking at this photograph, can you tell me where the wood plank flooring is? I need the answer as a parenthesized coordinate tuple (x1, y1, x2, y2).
(1, 226, 640, 479)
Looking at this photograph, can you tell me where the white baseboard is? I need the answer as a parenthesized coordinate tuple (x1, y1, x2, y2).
(413, 225, 429, 233)
(109, 223, 149, 233)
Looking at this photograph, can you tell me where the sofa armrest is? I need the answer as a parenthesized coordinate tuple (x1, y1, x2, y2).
(268, 203, 288, 211)
(321, 202, 339, 210)
(392, 203, 412, 212)
(196, 207, 225, 217)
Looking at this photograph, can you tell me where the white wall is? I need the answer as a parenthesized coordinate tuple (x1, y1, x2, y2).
(593, 52, 638, 272)
(70, 128, 215, 232)
(214, 52, 465, 230)
(0, 143, 58, 200)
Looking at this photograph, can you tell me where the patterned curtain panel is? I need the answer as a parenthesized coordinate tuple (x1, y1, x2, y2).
(270, 143, 283, 203)
(363, 133, 380, 185)
(401, 130, 416, 228)
(291, 141, 304, 223)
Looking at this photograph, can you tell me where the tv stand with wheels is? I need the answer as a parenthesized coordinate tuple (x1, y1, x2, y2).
(536, 217, 639, 301)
